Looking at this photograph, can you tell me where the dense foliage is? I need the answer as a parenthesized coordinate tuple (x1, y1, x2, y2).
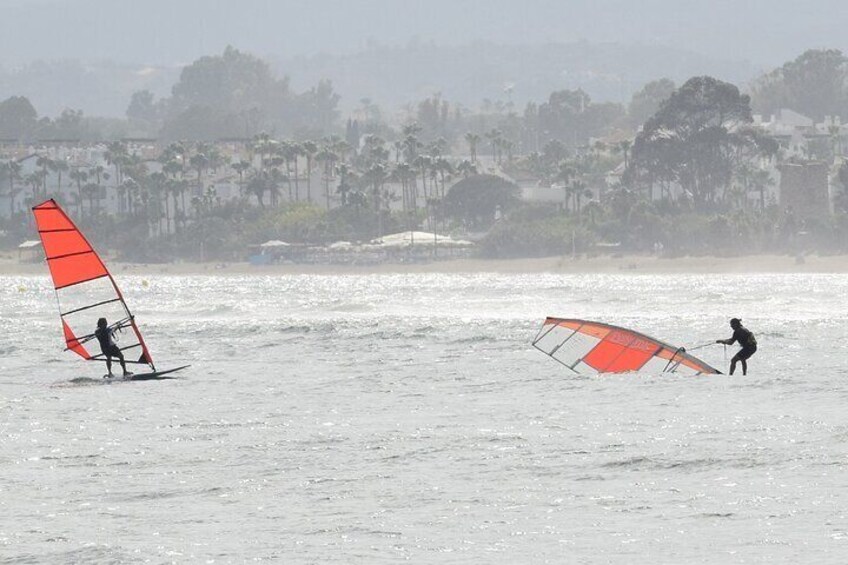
(751, 49, 848, 121)
(4, 47, 848, 262)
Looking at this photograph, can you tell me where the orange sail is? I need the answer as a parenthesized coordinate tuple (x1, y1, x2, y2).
(533, 318, 720, 375)
(32, 199, 155, 370)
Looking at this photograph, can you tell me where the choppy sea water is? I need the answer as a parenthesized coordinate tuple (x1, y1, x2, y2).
(1, 272, 848, 563)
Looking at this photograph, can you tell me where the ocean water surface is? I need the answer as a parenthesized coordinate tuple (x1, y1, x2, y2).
(1, 272, 847, 563)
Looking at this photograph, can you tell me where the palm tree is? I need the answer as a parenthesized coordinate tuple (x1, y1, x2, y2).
(24, 172, 41, 204)
(4, 161, 22, 216)
(83, 182, 100, 215)
(268, 169, 284, 207)
(69, 168, 88, 216)
(401, 122, 423, 138)
(413, 154, 432, 200)
(177, 179, 189, 228)
(52, 159, 69, 200)
(190, 152, 210, 193)
(464, 132, 480, 163)
(104, 141, 128, 186)
(433, 157, 454, 199)
(403, 133, 422, 164)
(122, 178, 140, 217)
(485, 129, 503, 164)
(571, 180, 591, 215)
(246, 173, 267, 207)
(205, 145, 226, 175)
(91, 164, 105, 186)
(390, 162, 415, 215)
(331, 138, 352, 164)
(336, 163, 352, 206)
(315, 145, 337, 209)
(302, 140, 318, 203)
(148, 171, 168, 234)
(555, 163, 575, 212)
(163, 159, 182, 180)
(456, 159, 477, 178)
(231, 160, 251, 194)
(168, 179, 189, 232)
(35, 155, 52, 198)
(251, 133, 275, 169)
(290, 142, 303, 201)
(365, 163, 387, 226)
(583, 200, 603, 226)
(270, 142, 292, 200)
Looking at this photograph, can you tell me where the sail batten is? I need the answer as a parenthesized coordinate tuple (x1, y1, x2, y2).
(47, 250, 99, 262)
(32, 199, 155, 371)
(533, 318, 720, 375)
(61, 298, 123, 317)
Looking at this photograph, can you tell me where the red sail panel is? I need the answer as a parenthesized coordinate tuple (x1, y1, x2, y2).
(47, 253, 108, 289)
(31, 203, 76, 231)
(40, 229, 92, 257)
(583, 330, 657, 373)
(62, 320, 91, 359)
(32, 200, 108, 289)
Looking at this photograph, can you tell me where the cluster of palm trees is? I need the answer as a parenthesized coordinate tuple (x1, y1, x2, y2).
(1, 125, 631, 240)
(1, 140, 224, 235)
(0, 126, 491, 242)
(231, 127, 481, 237)
(332, 124, 481, 235)
(2, 151, 107, 217)
(239, 133, 348, 208)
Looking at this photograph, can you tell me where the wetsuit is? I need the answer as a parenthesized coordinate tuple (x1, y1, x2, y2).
(95, 326, 124, 363)
(95, 326, 116, 354)
(728, 326, 757, 361)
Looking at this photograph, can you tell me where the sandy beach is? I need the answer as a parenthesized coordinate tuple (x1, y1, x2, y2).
(4, 252, 848, 276)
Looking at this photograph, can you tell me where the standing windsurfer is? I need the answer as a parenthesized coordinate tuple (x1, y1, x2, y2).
(95, 318, 131, 377)
(716, 318, 757, 375)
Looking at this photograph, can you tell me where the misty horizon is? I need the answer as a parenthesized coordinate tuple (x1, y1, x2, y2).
(1, 0, 846, 118)
(2, 0, 847, 67)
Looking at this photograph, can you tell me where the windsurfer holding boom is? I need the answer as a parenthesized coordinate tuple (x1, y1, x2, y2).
(716, 318, 757, 375)
(95, 318, 131, 378)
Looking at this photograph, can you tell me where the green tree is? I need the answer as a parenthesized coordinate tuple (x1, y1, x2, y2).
(629, 76, 774, 209)
(126, 90, 158, 122)
(628, 79, 675, 127)
(0, 96, 37, 140)
(443, 174, 520, 229)
(752, 49, 848, 121)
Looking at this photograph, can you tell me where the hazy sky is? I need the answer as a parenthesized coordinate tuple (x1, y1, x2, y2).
(0, 0, 845, 67)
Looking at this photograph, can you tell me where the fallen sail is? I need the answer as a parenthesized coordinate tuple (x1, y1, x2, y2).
(32, 199, 155, 371)
(533, 318, 720, 375)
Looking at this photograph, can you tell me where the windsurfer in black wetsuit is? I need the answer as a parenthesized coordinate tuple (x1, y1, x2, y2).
(95, 317, 131, 377)
(716, 318, 757, 375)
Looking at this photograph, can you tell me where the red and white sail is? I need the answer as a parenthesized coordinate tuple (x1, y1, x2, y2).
(32, 199, 155, 370)
(533, 318, 720, 375)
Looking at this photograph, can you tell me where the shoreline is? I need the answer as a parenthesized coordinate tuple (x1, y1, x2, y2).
(4, 253, 848, 276)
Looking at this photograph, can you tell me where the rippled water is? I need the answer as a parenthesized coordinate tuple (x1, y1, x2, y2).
(2, 272, 848, 563)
